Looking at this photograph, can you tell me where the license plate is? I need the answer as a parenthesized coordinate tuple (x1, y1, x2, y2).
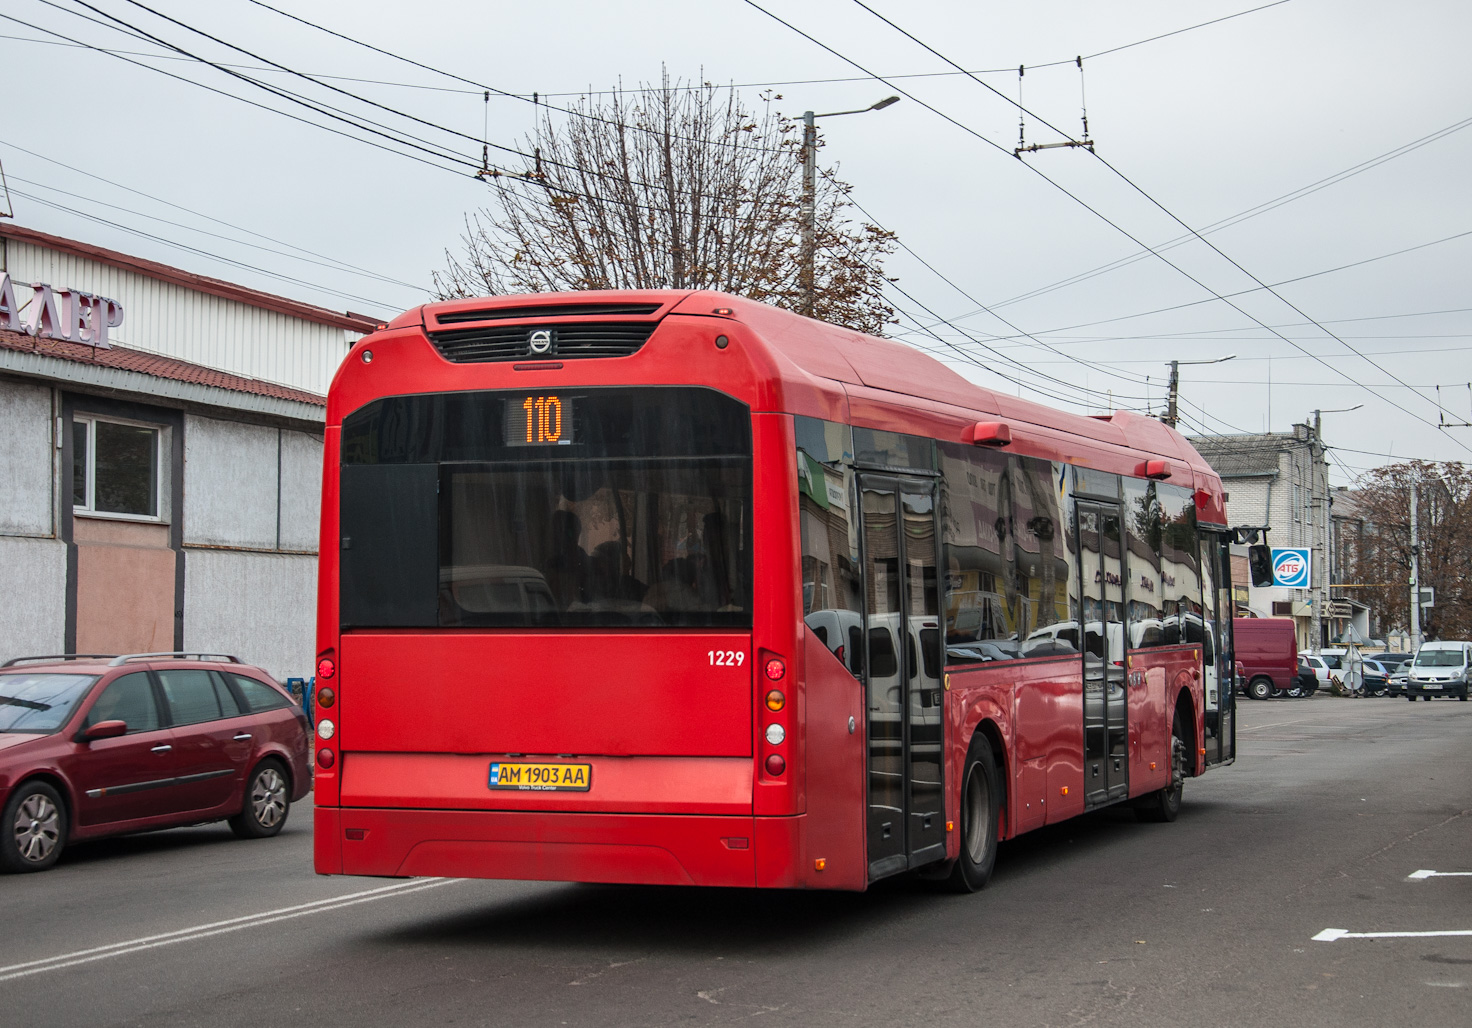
(488, 761, 592, 792)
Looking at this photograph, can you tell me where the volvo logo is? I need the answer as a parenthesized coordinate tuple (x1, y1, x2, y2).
(528, 329, 554, 355)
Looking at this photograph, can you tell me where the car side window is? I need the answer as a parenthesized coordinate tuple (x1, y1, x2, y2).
(156, 669, 222, 727)
(228, 673, 291, 712)
(210, 671, 243, 718)
(84, 672, 161, 733)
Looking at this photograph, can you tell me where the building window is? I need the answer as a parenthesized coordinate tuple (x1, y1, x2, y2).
(73, 416, 160, 518)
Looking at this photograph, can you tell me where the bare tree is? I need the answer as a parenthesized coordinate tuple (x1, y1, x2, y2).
(434, 75, 897, 335)
(1345, 461, 1472, 640)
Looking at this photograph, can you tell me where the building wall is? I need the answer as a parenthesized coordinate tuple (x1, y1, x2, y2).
(0, 536, 66, 658)
(0, 377, 65, 659)
(4, 240, 353, 395)
(73, 519, 175, 654)
(184, 550, 317, 681)
(0, 377, 55, 535)
(181, 414, 321, 678)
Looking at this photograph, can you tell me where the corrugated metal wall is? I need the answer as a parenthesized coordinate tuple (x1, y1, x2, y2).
(6, 241, 353, 395)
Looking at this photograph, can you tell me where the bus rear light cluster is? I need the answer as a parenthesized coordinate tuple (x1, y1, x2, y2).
(765, 689, 785, 712)
(316, 748, 335, 769)
(764, 657, 786, 682)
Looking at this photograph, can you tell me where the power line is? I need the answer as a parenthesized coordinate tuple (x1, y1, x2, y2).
(833, 0, 1472, 448)
(10, 188, 395, 310)
(0, 137, 425, 292)
(976, 113, 1472, 316)
(7, 174, 428, 296)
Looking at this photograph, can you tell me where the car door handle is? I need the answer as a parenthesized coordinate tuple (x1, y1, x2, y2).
(232, 733, 252, 741)
(151, 744, 172, 753)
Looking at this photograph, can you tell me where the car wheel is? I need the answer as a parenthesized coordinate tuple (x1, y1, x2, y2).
(229, 760, 291, 840)
(1136, 712, 1186, 824)
(947, 734, 1000, 893)
(1248, 677, 1274, 701)
(1, 780, 67, 873)
(1407, 695, 1416, 702)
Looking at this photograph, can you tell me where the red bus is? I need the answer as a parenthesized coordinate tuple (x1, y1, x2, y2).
(313, 291, 1235, 892)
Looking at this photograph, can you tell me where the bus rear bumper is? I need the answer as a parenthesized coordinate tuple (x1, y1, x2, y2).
(318, 806, 766, 887)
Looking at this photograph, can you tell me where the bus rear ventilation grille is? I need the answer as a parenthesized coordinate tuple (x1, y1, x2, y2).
(433, 302, 663, 324)
(427, 322, 658, 363)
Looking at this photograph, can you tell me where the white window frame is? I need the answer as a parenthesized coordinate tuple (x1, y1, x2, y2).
(73, 413, 164, 523)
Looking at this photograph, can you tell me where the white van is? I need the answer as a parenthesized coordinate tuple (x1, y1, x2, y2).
(1405, 641, 1471, 701)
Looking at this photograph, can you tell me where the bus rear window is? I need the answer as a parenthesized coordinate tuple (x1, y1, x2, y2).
(339, 387, 752, 629)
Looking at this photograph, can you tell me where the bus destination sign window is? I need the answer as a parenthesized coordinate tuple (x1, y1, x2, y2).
(507, 394, 573, 445)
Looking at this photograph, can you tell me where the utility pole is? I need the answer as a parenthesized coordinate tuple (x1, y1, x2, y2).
(1306, 406, 1360, 652)
(1160, 355, 1234, 429)
(800, 96, 899, 318)
(1409, 479, 1421, 652)
(1164, 360, 1179, 428)
(800, 111, 816, 319)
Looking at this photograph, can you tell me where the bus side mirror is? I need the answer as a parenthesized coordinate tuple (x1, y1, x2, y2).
(1247, 544, 1274, 587)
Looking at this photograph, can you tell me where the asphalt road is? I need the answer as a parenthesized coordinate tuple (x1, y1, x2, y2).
(4, 694, 1469, 1028)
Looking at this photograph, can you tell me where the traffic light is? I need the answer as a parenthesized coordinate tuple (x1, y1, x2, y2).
(1248, 544, 1274, 587)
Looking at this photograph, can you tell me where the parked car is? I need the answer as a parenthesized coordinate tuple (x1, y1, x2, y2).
(1299, 652, 1342, 690)
(0, 652, 312, 873)
(1234, 617, 1298, 700)
(1404, 641, 1471, 701)
(1360, 658, 1391, 697)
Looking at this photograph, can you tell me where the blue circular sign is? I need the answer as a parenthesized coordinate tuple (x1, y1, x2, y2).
(1272, 549, 1310, 588)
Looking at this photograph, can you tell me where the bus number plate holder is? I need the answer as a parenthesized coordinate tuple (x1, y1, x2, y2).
(488, 762, 592, 792)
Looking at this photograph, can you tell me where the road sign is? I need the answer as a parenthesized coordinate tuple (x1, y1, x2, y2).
(1419, 587, 1436, 608)
(1271, 548, 1311, 588)
(1327, 601, 1353, 619)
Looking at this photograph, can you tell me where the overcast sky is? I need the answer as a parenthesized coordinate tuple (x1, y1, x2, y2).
(3, 0, 1470, 483)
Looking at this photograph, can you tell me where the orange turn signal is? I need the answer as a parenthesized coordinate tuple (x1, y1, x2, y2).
(946, 820, 954, 832)
(765, 689, 785, 712)
(814, 858, 827, 871)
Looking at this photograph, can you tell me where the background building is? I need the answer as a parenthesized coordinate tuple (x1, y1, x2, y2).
(1189, 423, 1363, 650)
(0, 223, 377, 679)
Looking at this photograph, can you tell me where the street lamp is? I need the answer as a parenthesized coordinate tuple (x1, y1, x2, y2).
(1162, 354, 1235, 428)
(800, 96, 900, 317)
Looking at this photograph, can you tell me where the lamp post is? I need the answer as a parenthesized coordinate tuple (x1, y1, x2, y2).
(801, 96, 900, 318)
(1308, 405, 1361, 653)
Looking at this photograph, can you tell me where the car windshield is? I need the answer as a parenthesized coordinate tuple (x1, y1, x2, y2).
(0, 673, 98, 733)
(1414, 649, 1466, 667)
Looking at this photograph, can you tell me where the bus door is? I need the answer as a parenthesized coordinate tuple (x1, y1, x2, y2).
(859, 476, 946, 879)
(1077, 500, 1129, 806)
(1201, 531, 1236, 766)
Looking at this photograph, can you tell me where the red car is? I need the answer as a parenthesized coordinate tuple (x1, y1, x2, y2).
(0, 652, 311, 873)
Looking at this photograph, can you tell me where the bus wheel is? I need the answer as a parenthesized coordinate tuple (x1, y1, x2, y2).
(1136, 713, 1186, 824)
(1248, 677, 1274, 701)
(947, 734, 999, 893)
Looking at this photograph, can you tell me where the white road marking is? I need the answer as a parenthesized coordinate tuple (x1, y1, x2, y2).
(1314, 928, 1472, 942)
(0, 877, 454, 983)
(1409, 869, 1472, 879)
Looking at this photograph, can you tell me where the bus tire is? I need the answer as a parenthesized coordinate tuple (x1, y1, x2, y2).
(1136, 712, 1186, 824)
(1247, 677, 1273, 701)
(947, 734, 1000, 893)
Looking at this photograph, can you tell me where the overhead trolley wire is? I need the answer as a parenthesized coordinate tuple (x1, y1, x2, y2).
(0, 137, 429, 293)
(835, 0, 1472, 447)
